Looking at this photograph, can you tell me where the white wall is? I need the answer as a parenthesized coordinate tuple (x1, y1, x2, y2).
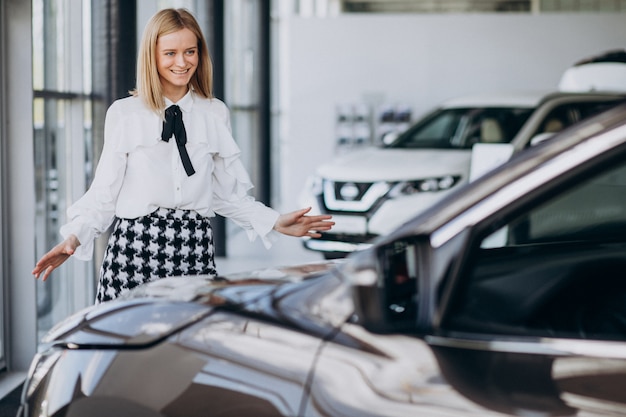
(279, 13, 626, 210)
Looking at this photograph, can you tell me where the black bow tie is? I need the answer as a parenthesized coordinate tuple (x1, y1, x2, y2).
(161, 105, 195, 176)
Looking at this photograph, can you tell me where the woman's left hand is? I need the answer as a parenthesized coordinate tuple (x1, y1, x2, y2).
(274, 207, 334, 238)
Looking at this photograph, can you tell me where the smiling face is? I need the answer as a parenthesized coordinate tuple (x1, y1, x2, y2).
(156, 27, 199, 102)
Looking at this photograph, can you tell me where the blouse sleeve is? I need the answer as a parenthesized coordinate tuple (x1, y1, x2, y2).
(59, 102, 128, 260)
(208, 102, 280, 248)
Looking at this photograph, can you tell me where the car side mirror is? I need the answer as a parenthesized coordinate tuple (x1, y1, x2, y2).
(530, 132, 555, 146)
(350, 267, 390, 332)
(382, 131, 399, 145)
(349, 241, 419, 333)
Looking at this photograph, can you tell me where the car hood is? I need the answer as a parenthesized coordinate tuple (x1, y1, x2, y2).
(42, 261, 348, 349)
(316, 147, 471, 182)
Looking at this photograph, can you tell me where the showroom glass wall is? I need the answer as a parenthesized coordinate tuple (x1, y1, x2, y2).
(32, 0, 95, 340)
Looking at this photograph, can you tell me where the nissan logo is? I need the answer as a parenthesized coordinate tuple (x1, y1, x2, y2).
(339, 182, 360, 201)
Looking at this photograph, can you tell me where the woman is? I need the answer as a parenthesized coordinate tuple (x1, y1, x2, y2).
(32, 8, 333, 303)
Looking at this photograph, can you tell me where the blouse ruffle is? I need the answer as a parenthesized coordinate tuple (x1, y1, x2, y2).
(61, 93, 279, 260)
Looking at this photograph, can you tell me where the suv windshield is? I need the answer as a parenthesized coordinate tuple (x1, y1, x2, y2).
(388, 107, 534, 150)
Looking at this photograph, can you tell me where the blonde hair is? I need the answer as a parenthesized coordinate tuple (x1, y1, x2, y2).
(131, 8, 213, 112)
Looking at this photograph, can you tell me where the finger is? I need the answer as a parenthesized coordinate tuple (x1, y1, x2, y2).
(306, 216, 333, 223)
(296, 207, 312, 217)
(302, 213, 331, 220)
(42, 266, 54, 282)
(33, 267, 43, 280)
(34, 252, 56, 270)
(33, 257, 48, 269)
(32, 263, 48, 277)
(308, 221, 334, 229)
(311, 214, 332, 220)
(305, 224, 332, 232)
(313, 219, 335, 224)
(313, 225, 333, 232)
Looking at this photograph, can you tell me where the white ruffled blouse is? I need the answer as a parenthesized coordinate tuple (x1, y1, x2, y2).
(60, 91, 279, 261)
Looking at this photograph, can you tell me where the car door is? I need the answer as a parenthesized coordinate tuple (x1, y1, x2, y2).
(298, 238, 510, 417)
(428, 138, 626, 416)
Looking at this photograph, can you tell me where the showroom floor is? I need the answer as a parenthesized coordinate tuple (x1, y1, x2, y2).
(216, 226, 327, 275)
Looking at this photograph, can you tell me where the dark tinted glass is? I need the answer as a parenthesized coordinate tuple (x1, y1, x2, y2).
(389, 107, 534, 149)
(446, 155, 626, 341)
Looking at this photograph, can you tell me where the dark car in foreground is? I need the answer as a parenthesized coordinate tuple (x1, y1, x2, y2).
(20, 104, 626, 416)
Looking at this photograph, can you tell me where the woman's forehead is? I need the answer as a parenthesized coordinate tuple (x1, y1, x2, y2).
(157, 27, 198, 49)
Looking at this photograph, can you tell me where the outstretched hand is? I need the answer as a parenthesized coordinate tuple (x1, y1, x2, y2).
(274, 207, 334, 238)
(32, 235, 81, 281)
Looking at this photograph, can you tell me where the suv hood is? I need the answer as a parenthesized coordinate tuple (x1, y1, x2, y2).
(316, 147, 471, 182)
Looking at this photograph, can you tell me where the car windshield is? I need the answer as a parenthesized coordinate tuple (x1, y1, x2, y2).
(387, 107, 534, 150)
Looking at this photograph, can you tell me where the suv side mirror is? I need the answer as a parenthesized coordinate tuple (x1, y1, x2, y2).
(351, 267, 390, 333)
(382, 131, 399, 145)
(530, 132, 555, 146)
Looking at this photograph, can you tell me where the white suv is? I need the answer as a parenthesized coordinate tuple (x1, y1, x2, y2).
(301, 89, 626, 258)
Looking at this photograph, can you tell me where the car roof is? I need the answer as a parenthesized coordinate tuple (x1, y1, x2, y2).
(439, 90, 551, 109)
(439, 89, 626, 110)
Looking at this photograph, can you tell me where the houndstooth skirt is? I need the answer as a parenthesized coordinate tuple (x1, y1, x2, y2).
(96, 207, 217, 303)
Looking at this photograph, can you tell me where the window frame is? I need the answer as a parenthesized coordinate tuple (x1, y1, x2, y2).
(32, 0, 95, 341)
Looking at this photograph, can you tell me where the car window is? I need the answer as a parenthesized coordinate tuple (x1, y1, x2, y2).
(444, 156, 626, 341)
(390, 107, 533, 150)
(511, 163, 626, 244)
(531, 100, 625, 139)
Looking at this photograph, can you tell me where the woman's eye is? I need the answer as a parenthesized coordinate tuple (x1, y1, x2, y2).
(185, 50, 196, 56)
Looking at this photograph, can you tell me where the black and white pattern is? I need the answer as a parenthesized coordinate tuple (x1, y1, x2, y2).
(96, 208, 217, 303)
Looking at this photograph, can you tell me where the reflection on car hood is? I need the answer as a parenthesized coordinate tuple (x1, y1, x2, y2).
(43, 260, 347, 349)
(316, 147, 471, 182)
(121, 260, 343, 305)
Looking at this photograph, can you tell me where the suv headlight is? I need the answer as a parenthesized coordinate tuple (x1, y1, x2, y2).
(389, 175, 461, 197)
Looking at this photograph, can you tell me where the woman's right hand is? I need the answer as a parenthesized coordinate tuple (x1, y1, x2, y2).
(32, 235, 81, 281)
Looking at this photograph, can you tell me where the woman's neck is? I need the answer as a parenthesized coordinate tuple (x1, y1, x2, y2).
(163, 86, 189, 103)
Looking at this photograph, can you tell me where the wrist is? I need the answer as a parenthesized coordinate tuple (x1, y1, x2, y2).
(67, 234, 81, 250)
